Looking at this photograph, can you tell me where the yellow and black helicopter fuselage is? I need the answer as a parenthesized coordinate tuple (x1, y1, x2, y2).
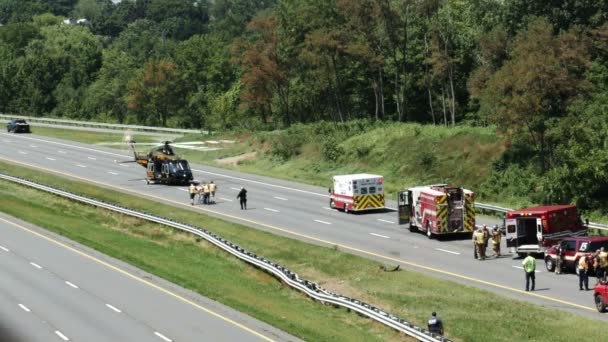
(131, 142, 193, 185)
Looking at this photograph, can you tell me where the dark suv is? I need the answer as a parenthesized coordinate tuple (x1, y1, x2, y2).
(6, 119, 30, 133)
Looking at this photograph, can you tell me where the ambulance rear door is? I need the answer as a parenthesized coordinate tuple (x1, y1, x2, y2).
(397, 190, 411, 225)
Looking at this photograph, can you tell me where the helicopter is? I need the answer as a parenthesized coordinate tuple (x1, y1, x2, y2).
(126, 139, 194, 185)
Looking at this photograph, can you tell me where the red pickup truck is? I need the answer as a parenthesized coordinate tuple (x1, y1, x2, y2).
(595, 282, 608, 312)
(544, 236, 608, 273)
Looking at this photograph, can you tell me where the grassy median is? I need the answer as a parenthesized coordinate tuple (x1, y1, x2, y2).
(1, 161, 607, 341)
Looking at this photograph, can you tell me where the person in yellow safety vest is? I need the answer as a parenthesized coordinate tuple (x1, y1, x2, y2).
(482, 224, 490, 250)
(522, 253, 536, 291)
(189, 183, 197, 205)
(473, 227, 486, 260)
(600, 247, 608, 282)
(209, 181, 217, 204)
(578, 256, 590, 291)
(202, 182, 210, 205)
(491, 225, 501, 257)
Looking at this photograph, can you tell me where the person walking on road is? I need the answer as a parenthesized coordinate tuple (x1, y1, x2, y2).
(522, 253, 536, 291)
(202, 182, 210, 205)
(209, 181, 217, 204)
(473, 227, 486, 260)
(427, 312, 444, 335)
(578, 256, 590, 291)
(482, 224, 490, 252)
(491, 225, 501, 257)
(189, 182, 197, 205)
(237, 187, 248, 210)
(600, 247, 608, 282)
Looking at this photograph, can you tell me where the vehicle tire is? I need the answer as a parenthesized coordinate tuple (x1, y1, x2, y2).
(595, 294, 606, 313)
(409, 223, 417, 233)
(426, 222, 433, 239)
(329, 199, 335, 209)
(545, 257, 555, 272)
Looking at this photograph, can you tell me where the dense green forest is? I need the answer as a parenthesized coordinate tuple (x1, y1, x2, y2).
(1, 0, 608, 212)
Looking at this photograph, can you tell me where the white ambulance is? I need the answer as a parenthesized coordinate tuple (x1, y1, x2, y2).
(329, 174, 385, 213)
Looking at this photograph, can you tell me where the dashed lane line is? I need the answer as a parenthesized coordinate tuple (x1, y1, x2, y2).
(65, 281, 79, 289)
(46, 157, 56, 161)
(30, 262, 42, 269)
(0, 245, 9, 252)
(377, 219, 394, 224)
(55, 330, 69, 341)
(105, 304, 122, 313)
(370, 233, 390, 239)
(18, 304, 30, 312)
(274, 196, 288, 201)
(264, 208, 279, 213)
(314, 219, 331, 225)
(1, 157, 594, 313)
(0, 215, 277, 342)
(154, 332, 172, 342)
(76, 164, 87, 168)
(435, 248, 460, 255)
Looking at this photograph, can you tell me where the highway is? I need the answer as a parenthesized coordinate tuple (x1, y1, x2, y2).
(0, 213, 300, 342)
(1, 132, 605, 322)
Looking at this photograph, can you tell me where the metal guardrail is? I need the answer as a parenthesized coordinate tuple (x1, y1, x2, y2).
(0, 173, 449, 342)
(475, 202, 608, 231)
(0, 114, 204, 134)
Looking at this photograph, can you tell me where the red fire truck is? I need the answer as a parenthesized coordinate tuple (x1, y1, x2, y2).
(329, 174, 385, 213)
(505, 205, 586, 256)
(397, 184, 475, 238)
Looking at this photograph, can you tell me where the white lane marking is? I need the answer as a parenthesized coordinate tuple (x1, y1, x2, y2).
(370, 233, 390, 239)
(65, 281, 79, 289)
(30, 262, 42, 269)
(106, 304, 122, 313)
(219, 197, 233, 202)
(46, 157, 56, 161)
(178, 188, 188, 192)
(87, 157, 96, 160)
(58, 150, 67, 154)
(314, 219, 332, 225)
(119, 164, 129, 167)
(55, 330, 69, 341)
(274, 196, 288, 201)
(323, 207, 332, 210)
(194, 169, 328, 198)
(264, 208, 279, 213)
(18, 151, 27, 154)
(512, 265, 542, 272)
(231, 187, 241, 191)
(29, 144, 37, 148)
(0, 245, 9, 252)
(18, 304, 30, 312)
(377, 219, 395, 224)
(108, 171, 118, 175)
(76, 164, 87, 168)
(154, 332, 173, 342)
(435, 248, 460, 255)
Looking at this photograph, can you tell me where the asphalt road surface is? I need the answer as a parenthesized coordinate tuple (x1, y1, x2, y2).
(1, 132, 606, 322)
(0, 213, 301, 342)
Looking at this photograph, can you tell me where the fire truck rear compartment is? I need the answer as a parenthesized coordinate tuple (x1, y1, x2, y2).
(518, 218, 539, 245)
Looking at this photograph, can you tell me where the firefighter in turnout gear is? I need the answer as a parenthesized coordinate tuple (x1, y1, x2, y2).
(491, 225, 501, 257)
(473, 227, 486, 260)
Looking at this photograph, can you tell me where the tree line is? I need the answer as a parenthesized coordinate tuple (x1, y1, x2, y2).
(1, 0, 608, 211)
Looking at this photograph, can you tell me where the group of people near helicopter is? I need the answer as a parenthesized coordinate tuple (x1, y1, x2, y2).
(189, 181, 217, 205)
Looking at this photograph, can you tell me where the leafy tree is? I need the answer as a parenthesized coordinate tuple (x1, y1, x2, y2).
(474, 17, 591, 173)
(126, 59, 183, 126)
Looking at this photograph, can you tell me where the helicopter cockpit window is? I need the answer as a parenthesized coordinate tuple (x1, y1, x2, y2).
(178, 160, 190, 171)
